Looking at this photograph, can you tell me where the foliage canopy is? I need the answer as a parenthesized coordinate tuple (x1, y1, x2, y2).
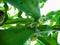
(0, 0, 60, 45)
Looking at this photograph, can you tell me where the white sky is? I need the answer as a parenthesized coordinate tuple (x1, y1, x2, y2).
(40, 0, 60, 15)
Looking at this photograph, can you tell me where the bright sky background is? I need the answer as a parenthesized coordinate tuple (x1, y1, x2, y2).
(40, 0, 60, 15)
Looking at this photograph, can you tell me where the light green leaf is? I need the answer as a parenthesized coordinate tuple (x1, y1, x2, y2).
(40, 2, 44, 8)
(38, 31, 58, 45)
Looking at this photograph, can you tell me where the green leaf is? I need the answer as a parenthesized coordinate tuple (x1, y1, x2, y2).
(4, 0, 40, 21)
(49, 18, 55, 26)
(35, 40, 45, 45)
(0, 1, 8, 26)
(39, 0, 47, 3)
(40, 2, 44, 8)
(0, 6, 4, 11)
(24, 39, 30, 45)
(55, 10, 60, 25)
(18, 10, 22, 18)
(38, 31, 58, 45)
(38, 25, 51, 31)
(42, 0, 47, 2)
(0, 10, 4, 26)
(0, 0, 3, 3)
(56, 10, 60, 15)
(46, 11, 55, 19)
(0, 27, 34, 45)
(5, 18, 33, 24)
(39, 0, 43, 3)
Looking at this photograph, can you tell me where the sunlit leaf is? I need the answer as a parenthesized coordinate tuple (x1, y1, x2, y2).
(46, 11, 55, 19)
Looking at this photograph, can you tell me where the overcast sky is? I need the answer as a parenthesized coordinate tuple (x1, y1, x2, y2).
(40, 0, 60, 15)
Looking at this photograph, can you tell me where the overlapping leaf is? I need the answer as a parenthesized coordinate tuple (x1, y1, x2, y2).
(4, 0, 40, 21)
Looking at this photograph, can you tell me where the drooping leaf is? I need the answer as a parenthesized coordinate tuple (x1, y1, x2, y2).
(0, 26, 34, 45)
(4, 0, 40, 21)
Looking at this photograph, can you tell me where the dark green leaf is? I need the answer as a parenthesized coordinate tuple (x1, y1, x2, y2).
(42, 0, 47, 2)
(55, 10, 60, 25)
(18, 10, 22, 18)
(56, 10, 60, 15)
(46, 11, 55, 19)
(4, 0, 40, 21)
(39, 0, 47, 3)
(0, 27, 34, 45)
